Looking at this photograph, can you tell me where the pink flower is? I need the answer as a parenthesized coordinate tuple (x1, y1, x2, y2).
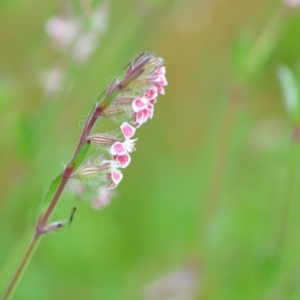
(99, 160, 123, 189)
(110, 122, 137, 168)
(134, 107, 153, 127)
(92, 186, 113, 210)
(151, 67, 168, 95)
(109, 169, 123, 188)
(132, 86, 158, 110)
(129, 55, 167, 95)
(132, 86, 158, 126)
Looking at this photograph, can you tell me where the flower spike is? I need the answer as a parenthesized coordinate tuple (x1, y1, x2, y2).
(1, 53, 167, 300)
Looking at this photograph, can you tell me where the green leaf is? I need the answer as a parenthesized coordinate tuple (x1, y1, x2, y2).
(39, 172, 63, 216)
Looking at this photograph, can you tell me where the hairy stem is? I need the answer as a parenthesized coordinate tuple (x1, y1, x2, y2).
(1, 64, 146, 300)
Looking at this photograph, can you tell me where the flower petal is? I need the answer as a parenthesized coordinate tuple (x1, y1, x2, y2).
(135, 108, 151, 126)
(147, 104, 154, 119)
(156, 84, 165, 95)
(115, 153, 131, 168)
(132, 98, 147, 112)
(111, 169, 123, 184)
(92, 186, 113, 210)
(124, 138, 137, 153)
(145, 85, 158, 100)
(121, 122, 136, 139)
(157, 67, 166, 76)
(111, 142, 126, 155)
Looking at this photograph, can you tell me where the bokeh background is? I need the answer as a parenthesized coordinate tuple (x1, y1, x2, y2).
(2, 0, 300, 299)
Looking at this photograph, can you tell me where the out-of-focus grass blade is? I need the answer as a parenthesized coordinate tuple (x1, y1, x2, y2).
(277, 64, 299, 122)
(232, 34, 252, 82)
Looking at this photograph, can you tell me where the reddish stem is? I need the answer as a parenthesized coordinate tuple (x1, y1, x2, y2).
(1, 235, 39, 300)
(2, 57, 148, 300)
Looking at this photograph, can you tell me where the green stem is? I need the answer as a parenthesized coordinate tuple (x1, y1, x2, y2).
(275, 126, 300, 250)
(1, 235, 40, 300)
(38, 172, 72, 231)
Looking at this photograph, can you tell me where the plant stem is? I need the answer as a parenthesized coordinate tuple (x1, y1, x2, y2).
(1, 110, 99, 300)
(1, 64, 147, 299)
(1, 235, 40, 300)
(275, 126, 300, 250)
(38, 171, 72, 231)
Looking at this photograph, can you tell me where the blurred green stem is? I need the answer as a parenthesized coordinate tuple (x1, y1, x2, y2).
(1, 236, 39, 300)
(202, 85, 246, 223)
(275, 126, 300, 249)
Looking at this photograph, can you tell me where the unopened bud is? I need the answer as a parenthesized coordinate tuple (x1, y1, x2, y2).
(41, 221, 68, 233)
(114, 97, 136, 106)
(126, 54, 166, 94)
(40, 207, 76, 234)
(72, 164, 103, 180)
(143, 57, 164, 76)
(90, 134, 119, 147)
(101, 105, 125, 119)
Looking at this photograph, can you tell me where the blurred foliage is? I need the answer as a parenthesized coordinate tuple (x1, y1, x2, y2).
(2, 0, 300, 299)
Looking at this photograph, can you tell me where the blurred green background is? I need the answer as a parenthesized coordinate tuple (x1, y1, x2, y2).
(2, 0, 300, 299)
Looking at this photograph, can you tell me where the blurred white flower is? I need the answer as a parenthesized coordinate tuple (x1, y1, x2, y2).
(72, 32, 98, 63)
(92, 186, 114, 210)
(41, 66, 64, 97)
(44, 1, 110, 63)
(73, 1, 110, 62)
(284, 0, 300, 7)
(45, 16, 81, 50)
(91, 1, 109, 34)
(145, 267, 199, 300)
(249, 118, 286, 153)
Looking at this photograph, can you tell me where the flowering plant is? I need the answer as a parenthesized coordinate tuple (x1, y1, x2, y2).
(2, 53, 167, 300)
